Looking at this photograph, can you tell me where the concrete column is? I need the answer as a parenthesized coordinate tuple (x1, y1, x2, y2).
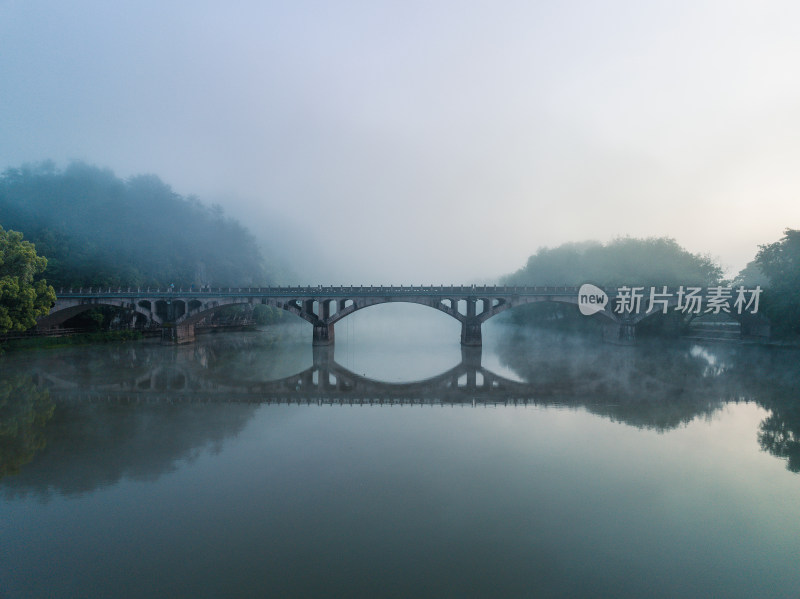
(161, 322, 195, 344)
(739, 314, 771, 341)
(466, 365, 477, 389)
(467, 298, 476, 318)
(313, 344, 335, 366)
(313, 323, 335, 346)
(460, 345, 482, 367)
(317, 360, 331, 391)
(461, 320, 482, 346)
(602, 321, 635, 344)
(662, 311, 684, 337)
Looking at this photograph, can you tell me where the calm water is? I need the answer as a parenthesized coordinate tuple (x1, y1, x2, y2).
(2, 306, 800, 598)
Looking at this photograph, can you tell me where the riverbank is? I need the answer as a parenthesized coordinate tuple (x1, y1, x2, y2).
(1, 329, 143, 352)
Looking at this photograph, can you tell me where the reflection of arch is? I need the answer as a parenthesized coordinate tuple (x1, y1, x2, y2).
(37, 347, 537, 405)
(31, 343, 749, 434)
(32, 340, 798, 451)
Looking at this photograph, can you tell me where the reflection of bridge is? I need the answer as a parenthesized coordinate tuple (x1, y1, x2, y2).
(38, 347, 547, 406)
(39, 285, 770, 345)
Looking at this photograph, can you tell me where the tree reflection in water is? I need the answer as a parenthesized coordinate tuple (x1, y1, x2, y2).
(2, 329, 799, 494)
(492, 328, 800, 470)
(0, 374, 54, 477)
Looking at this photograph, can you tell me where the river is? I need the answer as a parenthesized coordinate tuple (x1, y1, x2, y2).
(1, 305, 799, 598)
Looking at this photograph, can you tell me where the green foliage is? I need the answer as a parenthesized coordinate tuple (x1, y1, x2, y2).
(755, 228, 800, 338)
(0, 375, 54, 478)
(503, 236, 723, 330)
(0, 161, 278, 289)
(505, 236, 722, 288)
(85, 309, 105, 330)
(0, 226, 56, 334)
(253, 304, 282, 325)
(759, 411, 800, 473)
(205, 304, 282, 326)
(2, 329, 142, 351)
(733, 260, 770, 288)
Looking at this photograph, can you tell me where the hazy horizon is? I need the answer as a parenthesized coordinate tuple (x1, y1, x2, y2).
(2, 1, 799, 282)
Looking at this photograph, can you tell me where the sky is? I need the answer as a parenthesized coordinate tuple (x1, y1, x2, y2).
(1, 0, 799, 283)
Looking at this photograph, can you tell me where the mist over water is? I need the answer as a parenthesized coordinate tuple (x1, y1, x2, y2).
(1, 315, 800, 598)
(2, 2, 800, 596)
(334, 303, 462, 380)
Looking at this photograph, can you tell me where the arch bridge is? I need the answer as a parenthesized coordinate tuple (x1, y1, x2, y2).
(38, 285, 770, 345)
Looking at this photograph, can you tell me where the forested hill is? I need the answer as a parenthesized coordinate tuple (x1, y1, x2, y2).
(503, 237, 723, 288)
(0, 161, 282, 289)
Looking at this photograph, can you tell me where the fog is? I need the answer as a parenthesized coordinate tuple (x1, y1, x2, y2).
(2, 1, 800, 282)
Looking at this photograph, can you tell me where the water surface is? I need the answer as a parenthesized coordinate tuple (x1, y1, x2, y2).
(2, 309, 799, 598)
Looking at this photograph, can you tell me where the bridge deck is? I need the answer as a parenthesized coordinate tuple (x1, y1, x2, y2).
(55, 285, 582, 299)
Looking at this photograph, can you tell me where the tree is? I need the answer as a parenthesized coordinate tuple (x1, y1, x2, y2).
(0, 161, 281, 289)
(755, 228, 800, 337)
(0, 226, 56, 334)
(505, 236, 722, 288)
(502, 236, 723, 331)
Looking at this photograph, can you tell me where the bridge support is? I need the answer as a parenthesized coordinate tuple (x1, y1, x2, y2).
(161, 323, 196, 344)
(312, 323, 335, 346)
(603, 321, 636, 345)
(313, 344, 335, 365)
(461, 320, 482, 346)
(739, 314, 771, 341)
(461, 345, 482, 367)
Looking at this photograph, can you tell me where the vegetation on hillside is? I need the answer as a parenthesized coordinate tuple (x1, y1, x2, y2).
(504, 236, 722, 288)
(502, 237, 724, 332)
(753, 228, 800, 338)
(0, 161, 280, 289)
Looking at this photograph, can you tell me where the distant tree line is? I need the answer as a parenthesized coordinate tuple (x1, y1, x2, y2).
(0, 161, 282, 289)
(1, 160, 797, 339)
(501, 236, 723, 333)
(748, 228, 800, 338)
(504, 233, 800, 339)
(504, 237, 722, 288)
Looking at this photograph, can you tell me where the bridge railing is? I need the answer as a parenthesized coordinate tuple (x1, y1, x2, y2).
(57, 285, 584, 296)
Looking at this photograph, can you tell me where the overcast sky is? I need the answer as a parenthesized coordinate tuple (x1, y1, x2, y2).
(2, 1, 799, 283)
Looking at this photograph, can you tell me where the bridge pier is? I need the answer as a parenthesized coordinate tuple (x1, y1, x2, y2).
(461, 320, 482, 346)
(312, 323, 335, 346)
(312, 344, 335, 365)
(739, 313, 771, 341)
(460, 345, 482, 367)
(161, 323, 196, 344)
(603, 320, 636, 345)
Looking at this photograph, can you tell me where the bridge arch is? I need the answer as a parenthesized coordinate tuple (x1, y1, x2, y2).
(179, 296, 319, 327)
(326, 296, 464, 326)
(472, 295, 620, 325)
(38, 298, 158, 329)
